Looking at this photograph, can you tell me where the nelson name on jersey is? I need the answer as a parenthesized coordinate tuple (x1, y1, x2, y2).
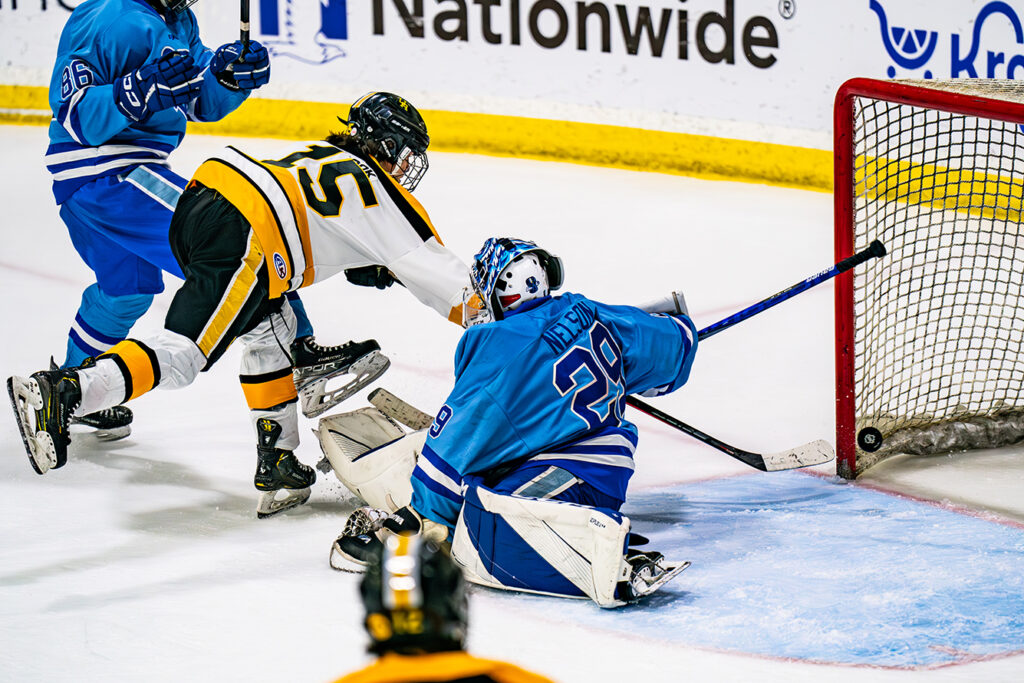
(541, 300, 596, 354)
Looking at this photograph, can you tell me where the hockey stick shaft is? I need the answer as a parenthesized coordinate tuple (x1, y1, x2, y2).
(625, 396, 833, 471)
(624, 242, 885, 468)
(625, 395, 768, 469)
(240, 0, 250, 47)
(371, 244, 888, 472)
(369, 387, 829, 473)
(697, 239, 886, 341)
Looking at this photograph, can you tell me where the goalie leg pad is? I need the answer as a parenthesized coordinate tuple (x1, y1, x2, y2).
(317, 407, 423, 511)
(449, 477, 631, 608)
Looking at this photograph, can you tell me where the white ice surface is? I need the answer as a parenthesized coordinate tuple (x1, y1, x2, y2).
(1, 125, 1022, 682)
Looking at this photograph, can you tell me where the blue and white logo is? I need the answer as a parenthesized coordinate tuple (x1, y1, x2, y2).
(259, 0, 348, 65)
(871, 0, 1024, 79)
(273, 253, 288, 279)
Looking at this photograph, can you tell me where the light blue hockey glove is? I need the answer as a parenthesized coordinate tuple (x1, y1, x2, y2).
(211, 40, 271, 91)
(113, 50, 202, 122)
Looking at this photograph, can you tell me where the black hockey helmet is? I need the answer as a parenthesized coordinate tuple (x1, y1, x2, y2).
(359, 534, 468, 655)
(343, 92, 430, 191)
(152, 0, 198, 14)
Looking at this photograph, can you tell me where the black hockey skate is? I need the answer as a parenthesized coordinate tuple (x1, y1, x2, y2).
(254, 417, 316, 518)
(329, 506, 422, 572)
(7, 367, 82, 474)
(72, 406, 133, 441)
(291, 336, 390, 418)
(50, 358, 132, 441)
(616, 550, 691, 603)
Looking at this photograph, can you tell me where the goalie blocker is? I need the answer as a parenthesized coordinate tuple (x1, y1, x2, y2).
(317, 397, 688, 607)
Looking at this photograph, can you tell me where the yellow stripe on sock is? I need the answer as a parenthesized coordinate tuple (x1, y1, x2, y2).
(240, 374, 297, 410)
(102, 341, 157, 400)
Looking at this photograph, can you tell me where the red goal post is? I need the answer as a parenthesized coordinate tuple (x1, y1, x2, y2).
(834, 78, 1024, 479)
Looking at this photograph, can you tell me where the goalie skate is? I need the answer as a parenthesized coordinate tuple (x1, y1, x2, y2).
(618, 551, 691, 603)
(297, 351, 390, 418)
(329, 506, 391, 572)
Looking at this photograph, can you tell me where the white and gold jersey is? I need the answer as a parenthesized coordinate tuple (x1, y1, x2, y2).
(191, 141, 470, 323)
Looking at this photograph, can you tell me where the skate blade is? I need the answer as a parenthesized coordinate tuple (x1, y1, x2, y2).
(7, 376, 55, 475)
(255, 487, 312, 519)
(90, 425, 132, 442)
(633, 560, 692, 599)
(299, 351, 391, 418)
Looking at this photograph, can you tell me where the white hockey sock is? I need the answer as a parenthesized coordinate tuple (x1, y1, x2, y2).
(76, 358, 126, 416)
(251, 402, 300, 451)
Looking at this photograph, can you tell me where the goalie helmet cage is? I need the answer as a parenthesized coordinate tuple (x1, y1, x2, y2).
(834, 78, 1024, 479)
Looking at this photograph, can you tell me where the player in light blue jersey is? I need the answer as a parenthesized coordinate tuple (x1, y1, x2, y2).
(46, 0, 360, 439)
(328, 238, 698, 607)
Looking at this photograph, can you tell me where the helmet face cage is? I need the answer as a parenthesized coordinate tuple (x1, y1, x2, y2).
(348, 92, 430, 191)
(471, 237, 564, 321)
(360, 535, 467, 655)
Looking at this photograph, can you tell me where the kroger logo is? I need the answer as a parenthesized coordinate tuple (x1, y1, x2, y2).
(871, 0, 1024, 79)
(259, 0, 348, 65)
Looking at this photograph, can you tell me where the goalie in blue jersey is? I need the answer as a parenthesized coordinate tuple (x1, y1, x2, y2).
(45, 0, 366, 440)
(325, 237, 698, 607)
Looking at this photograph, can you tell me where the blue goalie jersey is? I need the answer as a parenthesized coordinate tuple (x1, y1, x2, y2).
(412, 292, 698, 526)
(46, 0, 247, 203)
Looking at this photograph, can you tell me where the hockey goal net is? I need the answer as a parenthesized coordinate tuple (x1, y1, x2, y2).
(835, 78, 1024, 479)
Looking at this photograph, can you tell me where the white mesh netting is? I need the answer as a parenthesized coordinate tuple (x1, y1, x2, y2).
(851, 79, 1024, 474)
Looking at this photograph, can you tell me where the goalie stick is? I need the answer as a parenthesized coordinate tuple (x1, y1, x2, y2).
(368, 388, 433, 430)
(367, 242, 886, 473)
(370, 389, 831, 472)
(624, 396, 832, 471)
(626, 240, 886, 468)
(698, 239, 886, 341)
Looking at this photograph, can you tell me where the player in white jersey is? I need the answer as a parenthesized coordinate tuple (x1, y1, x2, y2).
(8, 92, 474, 519)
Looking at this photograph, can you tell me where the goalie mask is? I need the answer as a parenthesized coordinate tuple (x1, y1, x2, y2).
(471, 237, 564, 321)
(360, 534, 468, 655)
(344, 92, 430, 192)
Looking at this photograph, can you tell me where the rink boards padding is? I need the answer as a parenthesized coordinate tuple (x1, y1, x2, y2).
(476, 470, 1024, 669)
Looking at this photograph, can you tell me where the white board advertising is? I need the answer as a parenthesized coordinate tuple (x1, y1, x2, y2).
(2, 1, 1023, 148)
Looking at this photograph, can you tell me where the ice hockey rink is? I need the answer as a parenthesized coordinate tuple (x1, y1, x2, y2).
(1, 123, 1023, 682)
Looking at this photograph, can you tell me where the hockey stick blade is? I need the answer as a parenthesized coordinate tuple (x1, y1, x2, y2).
(761, 439, 834, 472)
(626, 396, 832, 472)
(368, 388, 434, 430)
